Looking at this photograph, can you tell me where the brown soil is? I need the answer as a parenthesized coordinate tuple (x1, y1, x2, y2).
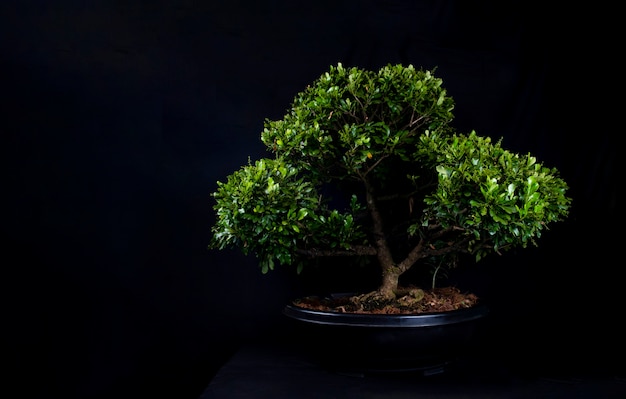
(292, 286, 479, 314)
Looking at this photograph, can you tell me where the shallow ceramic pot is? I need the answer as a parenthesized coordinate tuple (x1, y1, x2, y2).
(283, 295, 489, 375)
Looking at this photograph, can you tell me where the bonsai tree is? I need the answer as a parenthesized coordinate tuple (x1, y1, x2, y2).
(209, 63, 571, 313)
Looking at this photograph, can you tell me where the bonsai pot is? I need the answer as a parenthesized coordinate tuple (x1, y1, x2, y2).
(283, 295, 489, 376)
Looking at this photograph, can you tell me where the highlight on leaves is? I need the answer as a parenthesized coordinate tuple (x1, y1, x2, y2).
(209, 62, 571, 299)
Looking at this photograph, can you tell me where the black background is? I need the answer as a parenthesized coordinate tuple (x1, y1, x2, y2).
(2, 1, 620, 398)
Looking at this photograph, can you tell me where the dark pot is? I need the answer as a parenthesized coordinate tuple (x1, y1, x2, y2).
(283, 297, 489, 375)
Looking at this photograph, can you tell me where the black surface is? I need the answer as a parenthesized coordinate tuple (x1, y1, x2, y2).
(200, 341, 626, 399)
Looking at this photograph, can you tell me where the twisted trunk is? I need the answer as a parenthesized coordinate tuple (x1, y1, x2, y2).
(364, 180, 407, 299)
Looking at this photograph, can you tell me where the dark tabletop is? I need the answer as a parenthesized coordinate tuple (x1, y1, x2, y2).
(199, 340, 626, 399)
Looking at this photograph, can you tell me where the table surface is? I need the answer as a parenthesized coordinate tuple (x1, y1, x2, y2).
(199, 341, 626, 399)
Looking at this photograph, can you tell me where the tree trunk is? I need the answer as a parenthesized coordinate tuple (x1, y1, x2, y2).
(378, 266, 402, 299)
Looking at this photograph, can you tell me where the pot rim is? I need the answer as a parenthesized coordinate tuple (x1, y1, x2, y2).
(283, 301, 489, 328)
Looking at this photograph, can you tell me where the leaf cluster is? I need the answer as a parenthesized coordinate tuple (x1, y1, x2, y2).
(209, 63, 571, 276)
(210, 157, 365, 273)
(413, 130, 571, 261)
(260, 63, 454, 185)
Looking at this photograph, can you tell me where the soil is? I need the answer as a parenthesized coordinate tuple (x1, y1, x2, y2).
(292, 286, 479, 314)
